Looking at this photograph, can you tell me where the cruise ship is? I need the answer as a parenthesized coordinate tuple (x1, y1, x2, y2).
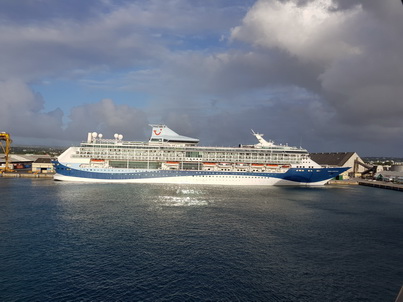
(53, 124, 348, 185)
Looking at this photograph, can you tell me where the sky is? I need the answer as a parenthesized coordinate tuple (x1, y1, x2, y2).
(0, 0, 402, 157)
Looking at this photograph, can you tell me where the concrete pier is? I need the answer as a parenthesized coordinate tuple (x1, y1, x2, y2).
(328, 179, 359, 185)
(0, 172, 54, 178)
(328, 179, 403, 192)
(358, 179, 403, 192)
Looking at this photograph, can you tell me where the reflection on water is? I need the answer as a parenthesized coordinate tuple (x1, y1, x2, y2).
(156, 188, 210, 207)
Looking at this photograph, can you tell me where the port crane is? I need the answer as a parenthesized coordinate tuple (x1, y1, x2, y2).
(0, 132, 13, 172)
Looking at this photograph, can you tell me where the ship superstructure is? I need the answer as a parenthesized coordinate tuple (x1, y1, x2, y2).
(53, 125, 348, 185)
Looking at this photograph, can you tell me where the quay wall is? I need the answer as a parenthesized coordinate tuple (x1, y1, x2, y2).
(358, 179, 403, 192)
(328, 180, 359, 185)
(0, 172, 54, 178)
(328, 179, 402, 192)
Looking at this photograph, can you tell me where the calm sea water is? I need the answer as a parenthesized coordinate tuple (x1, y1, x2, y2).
(0, 178, 402, 302)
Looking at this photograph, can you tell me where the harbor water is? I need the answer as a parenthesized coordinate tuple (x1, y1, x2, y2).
(0, 178, 402, 301)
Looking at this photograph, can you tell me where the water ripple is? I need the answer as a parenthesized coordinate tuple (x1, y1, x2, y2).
(0, 180, 402, 301)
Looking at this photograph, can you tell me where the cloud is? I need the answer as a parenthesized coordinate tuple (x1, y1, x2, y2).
(66, 98, 149, 141)
(0, 11, 165, 81)
(0, 0, 246, 82)
(0, 79, 148, 144)
(0, 79, 64, 139)
(231, 0, 362, 64)
(226, 0, 403, 155)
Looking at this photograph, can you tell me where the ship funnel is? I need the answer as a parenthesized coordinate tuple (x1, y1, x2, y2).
(149, 124, 199, 144)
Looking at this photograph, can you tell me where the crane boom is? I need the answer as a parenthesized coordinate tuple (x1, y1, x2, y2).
(0, 132, 13, 172)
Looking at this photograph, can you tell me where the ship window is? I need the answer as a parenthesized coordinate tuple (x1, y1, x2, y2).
(186, 151, 201, 158)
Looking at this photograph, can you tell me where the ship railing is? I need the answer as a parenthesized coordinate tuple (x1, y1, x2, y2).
(72, 155, 300, 167)
(79, 143, 308, 154)
(73, 152, 299, 162)
(76, 148, 306, 157)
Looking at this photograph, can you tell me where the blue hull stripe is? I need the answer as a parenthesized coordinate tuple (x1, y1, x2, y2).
(53, 161, 348, 183)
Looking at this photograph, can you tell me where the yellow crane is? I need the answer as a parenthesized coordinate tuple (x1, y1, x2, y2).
(0, 132, 13, 172)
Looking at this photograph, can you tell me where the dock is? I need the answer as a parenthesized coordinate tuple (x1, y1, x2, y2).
(358, 179, 403, 192)
(327, 179, 403, 192)
(328, 179, 359, 185)
(0, 172, 54, 179)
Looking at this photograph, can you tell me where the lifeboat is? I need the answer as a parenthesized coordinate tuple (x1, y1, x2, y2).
(91, 159, 105, 162)
(266, 164, 278, 168)
(202, 162, 216, 166)
(251, 163, 264, 169)
(166, 161, 180, 165)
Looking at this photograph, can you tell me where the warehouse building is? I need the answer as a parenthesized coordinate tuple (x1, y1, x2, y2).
(309, 152, 367, 179)
(375, 165, 403, 183)
(32, 158, 54, 174)
(1, 155, 54, 173)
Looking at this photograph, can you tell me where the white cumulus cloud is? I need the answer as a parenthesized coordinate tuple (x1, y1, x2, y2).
(231, 0, 362, 63)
